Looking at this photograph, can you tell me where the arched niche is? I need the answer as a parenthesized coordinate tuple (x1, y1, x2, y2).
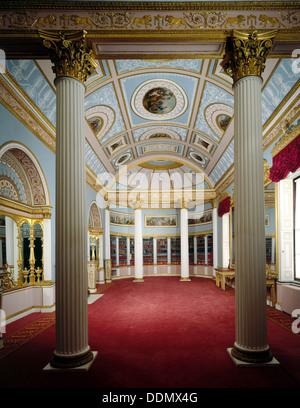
(0, 142, 51, 287)
(88, 201, 103, 262)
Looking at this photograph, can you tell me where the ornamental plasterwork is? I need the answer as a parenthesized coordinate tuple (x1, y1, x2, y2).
(10, 148, 46, 205)
(205, 103, 234, 138)
(271, 118, 300, 157)
(131, 79, 188, 121)
(1, 151, 32, 204)
(0, 81, 56, 152)
(139, 127, 181, 141)
(0, 9, 299, 31)
(89, 202, 102, 229)
(85, 105, 115, 142)
(263, 98, 300, 150)
(0, 177, 21, 202)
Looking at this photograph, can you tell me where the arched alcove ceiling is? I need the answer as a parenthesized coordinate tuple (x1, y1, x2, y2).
(1, 0, 299, 206)
(35, 57, 299, 199)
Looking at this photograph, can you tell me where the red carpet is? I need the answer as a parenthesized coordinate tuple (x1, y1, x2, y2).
(0, 277, 299, 396)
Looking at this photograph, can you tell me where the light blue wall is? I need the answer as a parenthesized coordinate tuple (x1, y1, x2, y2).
(0, 103, 56, 280)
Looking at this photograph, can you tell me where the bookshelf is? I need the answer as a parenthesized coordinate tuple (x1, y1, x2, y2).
(266, 237, 272, 264)
(207, 234, 213, 265)
(189, 235, 194, 265)
(196, 235, 205, 265)
(130, 237, 134, 266)
(157, 237, 168, 265)
(171, 236, 181, 264)
(118, 236, 127, 266)
(143, 237, 153, 265)
(110, 235, 117, 267)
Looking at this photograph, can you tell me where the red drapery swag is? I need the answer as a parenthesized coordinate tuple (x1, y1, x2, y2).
(269, 133, 300, 182)
(218, 195, 231, 217)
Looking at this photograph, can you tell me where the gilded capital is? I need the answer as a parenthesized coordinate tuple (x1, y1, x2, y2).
(38, 30, 98, 84)
(221, 30, 277, 84)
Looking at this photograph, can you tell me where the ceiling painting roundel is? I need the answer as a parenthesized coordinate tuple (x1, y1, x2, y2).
(131, 79, 188, 121)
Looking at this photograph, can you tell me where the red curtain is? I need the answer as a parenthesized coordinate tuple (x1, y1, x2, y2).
(218, 195, 231, 217)
(269, 134, 300, 182)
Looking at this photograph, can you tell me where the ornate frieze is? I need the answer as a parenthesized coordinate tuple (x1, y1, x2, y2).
(38, 30, 98, 84)
(0, 7, 299, 31)
(221, 30, 277, 83)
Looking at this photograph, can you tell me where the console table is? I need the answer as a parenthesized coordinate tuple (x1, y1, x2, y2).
(214, 267, 235, 291)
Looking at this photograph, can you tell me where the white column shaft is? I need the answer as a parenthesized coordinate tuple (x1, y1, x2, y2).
(213, 207, 218, 270)
(54, 76, 90, 360)
(234, 75, 269, 354)
(105, 208, 110, 260)
(43, 218, 51, 281)
(180, 208, 189, 280)
(134, 208, 143, 280)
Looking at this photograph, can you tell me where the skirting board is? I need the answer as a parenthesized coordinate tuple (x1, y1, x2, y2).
(227, 348, 280, 367)
(43, 351, 98, 373)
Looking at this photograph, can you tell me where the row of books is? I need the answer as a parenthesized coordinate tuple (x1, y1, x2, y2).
(110, 235, 214, 266)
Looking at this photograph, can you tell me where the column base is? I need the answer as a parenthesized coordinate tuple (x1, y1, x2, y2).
(180, 277, 191, 281)
(228, 344, 276, 365)
(133, 278, 144, 282)
(106, 279, 112, 283)
(46, 348, 96, 371)
(43, 351, 97, 373)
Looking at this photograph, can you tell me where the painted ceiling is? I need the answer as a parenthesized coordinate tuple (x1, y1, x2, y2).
(3, 55, 300, 198)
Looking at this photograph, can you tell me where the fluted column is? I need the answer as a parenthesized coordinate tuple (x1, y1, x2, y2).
(180, 205, 190, 281)
(211, 200, 218, 271)
(104, 205, 112, 283)
(39, 30, 97, 369)
(221, 30, 276, 364)
(133, 205, 143, 282)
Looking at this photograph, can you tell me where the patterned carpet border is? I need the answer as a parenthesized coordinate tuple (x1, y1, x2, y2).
(0, 311, 56, 361)
(0, 282, 114, 361)
(223, 283, 300, 339)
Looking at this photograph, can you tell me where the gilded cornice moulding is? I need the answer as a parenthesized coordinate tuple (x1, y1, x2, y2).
(271, 120, 300, 157)
(1, 1, 300, 11)
(0, 5, 299, 34)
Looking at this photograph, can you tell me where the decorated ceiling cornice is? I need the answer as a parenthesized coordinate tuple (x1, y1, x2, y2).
(0, 1, 299, 41)
(0, 0, 299, 208)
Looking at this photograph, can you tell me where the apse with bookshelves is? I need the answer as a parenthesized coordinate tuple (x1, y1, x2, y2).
(266, 236, 272, 264)
(130, 237, 134, 266)
(157, 237, 168, 265)
(196, 235, 205, 265)
(143, 237, 153, 265)
(207, 233, 213, 265)
(110, 235, 117, 268)
(119, 236, 127, 267)
(189, 235, 194, 265)
(171, 236, 181, 265)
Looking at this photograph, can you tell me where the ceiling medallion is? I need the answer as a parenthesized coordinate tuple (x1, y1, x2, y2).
(205, 103, 234, 138)
(85, 105, 115, 141)
(115, 152, 131, 167)
(139, 127, 181, 141)
(131, 79, 188, 121)
(190, 151, 205, 165)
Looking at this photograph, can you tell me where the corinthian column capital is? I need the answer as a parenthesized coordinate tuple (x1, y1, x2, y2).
(38, 30, 98, 84)
(221, 30, 277, 84)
